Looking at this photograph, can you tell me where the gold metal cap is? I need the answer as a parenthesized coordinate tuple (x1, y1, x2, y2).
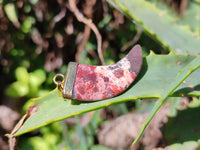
(62, 62, 78, 99)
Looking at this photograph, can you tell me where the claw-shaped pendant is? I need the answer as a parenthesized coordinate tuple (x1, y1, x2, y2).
(53, 44, 143, 101)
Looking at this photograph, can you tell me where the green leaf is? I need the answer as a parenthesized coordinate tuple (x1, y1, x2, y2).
(19, 136, 50, 150)
(107, 0, 200, 55)
(21, 16, 35, 33)
(5, 81, 29, 98)
(188, 97, 200, 108)
(164, 106, 200, 145)
(15, 53, 200, 136)
(180, 1, 200, 32)
(90, 145, 111, 150)
(167, 141, 200, 150)
(4, 3, 18, 25)
(132, 55, 200, 146)
(28, 69, 46, 97)
(168, 97, 181, 117)
(15, 67, 29, 84)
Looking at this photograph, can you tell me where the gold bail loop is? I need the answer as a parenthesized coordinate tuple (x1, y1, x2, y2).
(53, 73, 64, 97)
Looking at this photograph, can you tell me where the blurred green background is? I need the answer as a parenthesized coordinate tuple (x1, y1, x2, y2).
(0, 0, 200, 149)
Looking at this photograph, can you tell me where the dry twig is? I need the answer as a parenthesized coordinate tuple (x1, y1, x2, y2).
(68, 0, 105, 65)
(6, 105, 39, 150)
(50, 0, 67, 31)
(120, 28, 142, 52)
(75, 25, 91, 62)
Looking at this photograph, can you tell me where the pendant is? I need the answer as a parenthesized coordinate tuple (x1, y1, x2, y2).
(53, 44, 143, 101)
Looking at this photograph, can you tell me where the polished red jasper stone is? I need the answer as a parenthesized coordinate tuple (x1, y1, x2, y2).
(72, 44, 143, 101)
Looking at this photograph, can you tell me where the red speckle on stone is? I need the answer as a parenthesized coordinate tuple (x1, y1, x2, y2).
(76, 93, 82, 100)
(72, 44, 143, 101)
(85, 73, 96, 81)
(93, 86, 98, 92)
(109, 85, 119, 95)
(86, 84, 95, 92)
(113, 69, 124, 78)
(77, 86, 85, 95)
(130, 73, 136, 80)
(102, 76, 109, 82)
